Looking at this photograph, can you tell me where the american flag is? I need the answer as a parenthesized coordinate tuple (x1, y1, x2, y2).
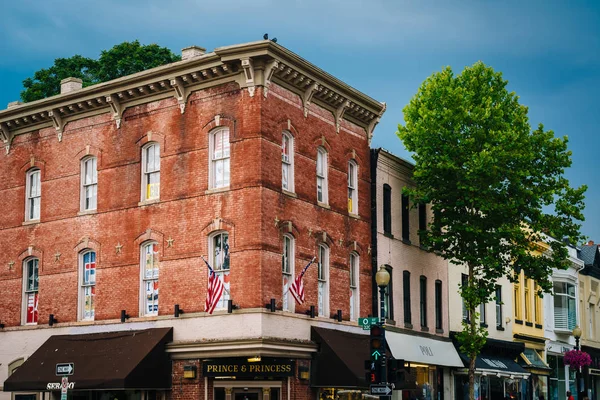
(290, 257, 316, 305)
(201, 256, 224, 314)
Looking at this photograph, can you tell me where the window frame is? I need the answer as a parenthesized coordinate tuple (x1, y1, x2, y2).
(282, 234, 295, 312)
(418, 203, 427, 246)
(553, 281, 577, 331)
(209, 231, 231, 310)
(80, 156, 98, 211)
(420, 275, 427, 328)
(25, 168, 41, 221)
(22, 258, 39, 325)
(401, 193, 410, 242)
(79, 250, 97, 321)
(480, 302, 487, 326)
(141, 142, 160, 202)
(209, 127, 231, 190)
(281, 131, 294, 193)
(349, 252, 359, 321)
(347, 160, 358, 214)
(435, 280, 443, 330)
(495, 285, 503, 328)
(140, 241, 159, 316)
(317, 244, 330, 317)
(524, 277, 531, 322)
(383, 184, 392, 235)
(316, 147, 328, 205)
(403, 270, 411, 324)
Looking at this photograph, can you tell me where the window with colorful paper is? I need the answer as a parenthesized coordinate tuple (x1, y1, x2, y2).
(211, 232, 230, 310)
(81, 250, 96, 320)
(142, 143, 160, 201)
(347, 160, 357, 214)
(141, 242, 159, 316)
(23, 258, 39, 324)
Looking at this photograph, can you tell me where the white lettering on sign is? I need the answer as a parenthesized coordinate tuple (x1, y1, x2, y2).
(419, 346, 434, 356)
(46, 382, 76, 390)
(481, 358, 508, 369)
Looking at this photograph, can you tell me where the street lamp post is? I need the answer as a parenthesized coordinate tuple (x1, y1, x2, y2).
(573, 325, 583, 400)
(376, 266, 391, 395)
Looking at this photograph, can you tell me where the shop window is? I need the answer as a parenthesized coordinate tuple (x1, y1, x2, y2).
(25, 168, 41, 221)
(210, 232, 230, 310)
(403, 270, 411, 324)
(401, 193, 410, 242)
(23, 258, 39, 325)
(420, 275, 427, 328)
(318, 244, 329, 317)
(554, 281, 576, 331)
(383, 184, 392, 235)
(141, 143, 160, 201)
(282, 131, 294, 192)
(210, 127, 230, 189)
(81, 156, 98, 211)
(80, 250, 96, 320)
(435, 280, 443, 330)
(495, 285, 503, 328)
(141, 242, 159, 316)
(316, 147, 328, 204)
(347, 160, 358, 214)
(282, 235, 294, 311)
(349, 252, 359, 321)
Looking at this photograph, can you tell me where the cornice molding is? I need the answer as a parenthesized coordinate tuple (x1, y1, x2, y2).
(166, 338, 317, 359)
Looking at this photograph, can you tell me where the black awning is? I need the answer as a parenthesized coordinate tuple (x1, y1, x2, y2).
(474, 355, 529, 375)
(311, 327, 369, 388)
(4, 327, 173, 392)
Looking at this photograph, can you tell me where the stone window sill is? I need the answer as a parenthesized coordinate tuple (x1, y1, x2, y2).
(138, 199, 160, 207)
(22, 219, 40, 226)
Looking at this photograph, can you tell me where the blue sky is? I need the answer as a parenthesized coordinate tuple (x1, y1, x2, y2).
(1, 0, 598, 242)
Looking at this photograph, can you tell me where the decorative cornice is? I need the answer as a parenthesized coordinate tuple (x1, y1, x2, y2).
(166, 338, 317, 359)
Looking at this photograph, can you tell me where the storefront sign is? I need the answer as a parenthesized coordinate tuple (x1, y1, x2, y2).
(203, 359, 295, 378)
(46, 382, 76, 390)
(419, 346, 434, 357)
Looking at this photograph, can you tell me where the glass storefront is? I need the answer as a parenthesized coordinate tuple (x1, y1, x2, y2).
(454, 375, 523, 400)
(548, 355, 576, 400)
(402, 365, 439, 400)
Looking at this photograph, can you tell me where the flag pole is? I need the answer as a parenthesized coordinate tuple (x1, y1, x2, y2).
(200, 255, 231, 296)
(282, 256, 316, 298)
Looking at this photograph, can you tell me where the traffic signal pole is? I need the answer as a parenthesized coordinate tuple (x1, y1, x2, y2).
(378, 284, 388, 398)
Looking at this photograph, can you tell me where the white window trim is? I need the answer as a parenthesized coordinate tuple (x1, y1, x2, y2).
(316, 148, 328, 205)
(139, 241, 159, 317)
(209, 231, 231, 310)
(209, 127, 231, 190)
(553, 280, 577, 331)
(22, 258, 39, 325)
(318, 244, 330, 317)
(140, 142, 160, 202)
(348, 160, 358, 214)
(282, 234, 295, 312)
(78, 250, 96, 321)
(25, 169, 41, 221)
(349, 252, 359, 321)
(282, 131, 295, 193)
(80, 156, 98, 212)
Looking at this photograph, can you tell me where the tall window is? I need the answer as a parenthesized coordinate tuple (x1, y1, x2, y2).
(316, 148, 328, 204)
(403, 270, 411, 324)
(81, 157, 98, 211)
(514, 282, 522, 320)
(461, 274, 469, 322)
(401, 193, 410, 242)
(349, 253, 359, 321)
(554, 281, 576, 330)
(25, 169, 41, 221)
(23, 258, 39, 324)
(318, 244, 329, 317)
(383, 265, 394, 321)
(282, 131, 294, 192)
(347, 161, 358, 214)
(435, 280, 443, 330)
(210, 128, 230, 189)
(418, 203, 427, 245)
(211, 232, 230, 310)
(535, 283, 542, 325)
(420, 276, 427, 328)
(524, 277, 531, 322)
(480, 303, 487, 326)
(383, 184, 392, 235)
(141, 242, 159, 316)
(495, 285, 503, 328)
(282, 235, 294, 311)
(80, 250, 96, 320)
(141, 143, 160, 201)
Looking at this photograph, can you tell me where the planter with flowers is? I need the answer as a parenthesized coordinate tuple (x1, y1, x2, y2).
(564, 349, 592, 370)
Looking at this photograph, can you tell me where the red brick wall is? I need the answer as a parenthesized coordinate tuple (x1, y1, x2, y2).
(0, 80, 372, 326)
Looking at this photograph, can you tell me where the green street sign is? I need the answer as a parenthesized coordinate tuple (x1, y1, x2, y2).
(359, 317, 379, 330)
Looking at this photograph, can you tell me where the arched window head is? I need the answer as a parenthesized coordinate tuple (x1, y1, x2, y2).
(141, 143, 160, 201)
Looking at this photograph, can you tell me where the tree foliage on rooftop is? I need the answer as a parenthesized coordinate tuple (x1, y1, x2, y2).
(397, 61, 586, 400)
(20, 40, 181, 103)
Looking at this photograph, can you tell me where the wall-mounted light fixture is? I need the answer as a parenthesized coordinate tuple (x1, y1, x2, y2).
(333, 310, 342, 322)
(183, 365, 197, 379)
(0, 322, 5, 329)
(304, 305, 316, 318)
(227, 299, 240, 313)
(298, 366, 310, 380)
(265, 298, 276, 312)
(247, 356, 261, 362)
(49, 314, 58, 326)
(121, 310, 130, 323)
(174, 304, 184, 318)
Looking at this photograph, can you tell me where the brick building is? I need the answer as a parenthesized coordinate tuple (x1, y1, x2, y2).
(0, 41, 385, 400)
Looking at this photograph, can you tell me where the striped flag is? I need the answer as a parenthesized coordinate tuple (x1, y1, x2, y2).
(201, 256, 225, 314)
(290, 257, 316, 305)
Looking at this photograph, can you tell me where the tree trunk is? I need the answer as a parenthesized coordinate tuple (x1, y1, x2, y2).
(468, 264, 477, 400)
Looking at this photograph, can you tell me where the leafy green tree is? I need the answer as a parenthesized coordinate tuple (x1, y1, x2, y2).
(21, 41, 180, 102)
(397, 62, 586, 400)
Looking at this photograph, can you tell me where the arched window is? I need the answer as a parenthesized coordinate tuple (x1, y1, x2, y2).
(282, 131, 294, 192)
(141, 242, 159, 316)
(141, 143, 160, 201)
(316, 148, 328, 204)
(282, 235, 295, 311)
(318, 244, 330, 317)
(210, 128, 230, 189)
(347, 160, 358, 214)
(23, 258, 39, 325)
(79, 250, 96, 320)
(210, 232, 230, 309)
(81, 157, 98, 211)
(25, 169, 41, 221)
(349, 252, 359, 321)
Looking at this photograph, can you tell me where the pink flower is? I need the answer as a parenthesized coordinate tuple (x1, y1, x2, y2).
(564, 350, 592, 369)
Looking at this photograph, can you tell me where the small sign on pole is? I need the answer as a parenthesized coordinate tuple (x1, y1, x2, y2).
(61, 376, 68, 400)
(370, 384, 392, 396)
(359, 317, 379, 330)
(56, 363, 74, 376)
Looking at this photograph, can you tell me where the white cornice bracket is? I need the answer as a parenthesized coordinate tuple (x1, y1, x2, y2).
(240, 58, 255, 97)
(48, 109, 65, 141)
(170, 77, 189, 114)
(263, 59, 279, 98)
(334, 100, 350, 133)
(302, 83, 319, 117)
(105, 95, 123, 129)
(366, 102, 387, 144)
(0, 122, 14, 154)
